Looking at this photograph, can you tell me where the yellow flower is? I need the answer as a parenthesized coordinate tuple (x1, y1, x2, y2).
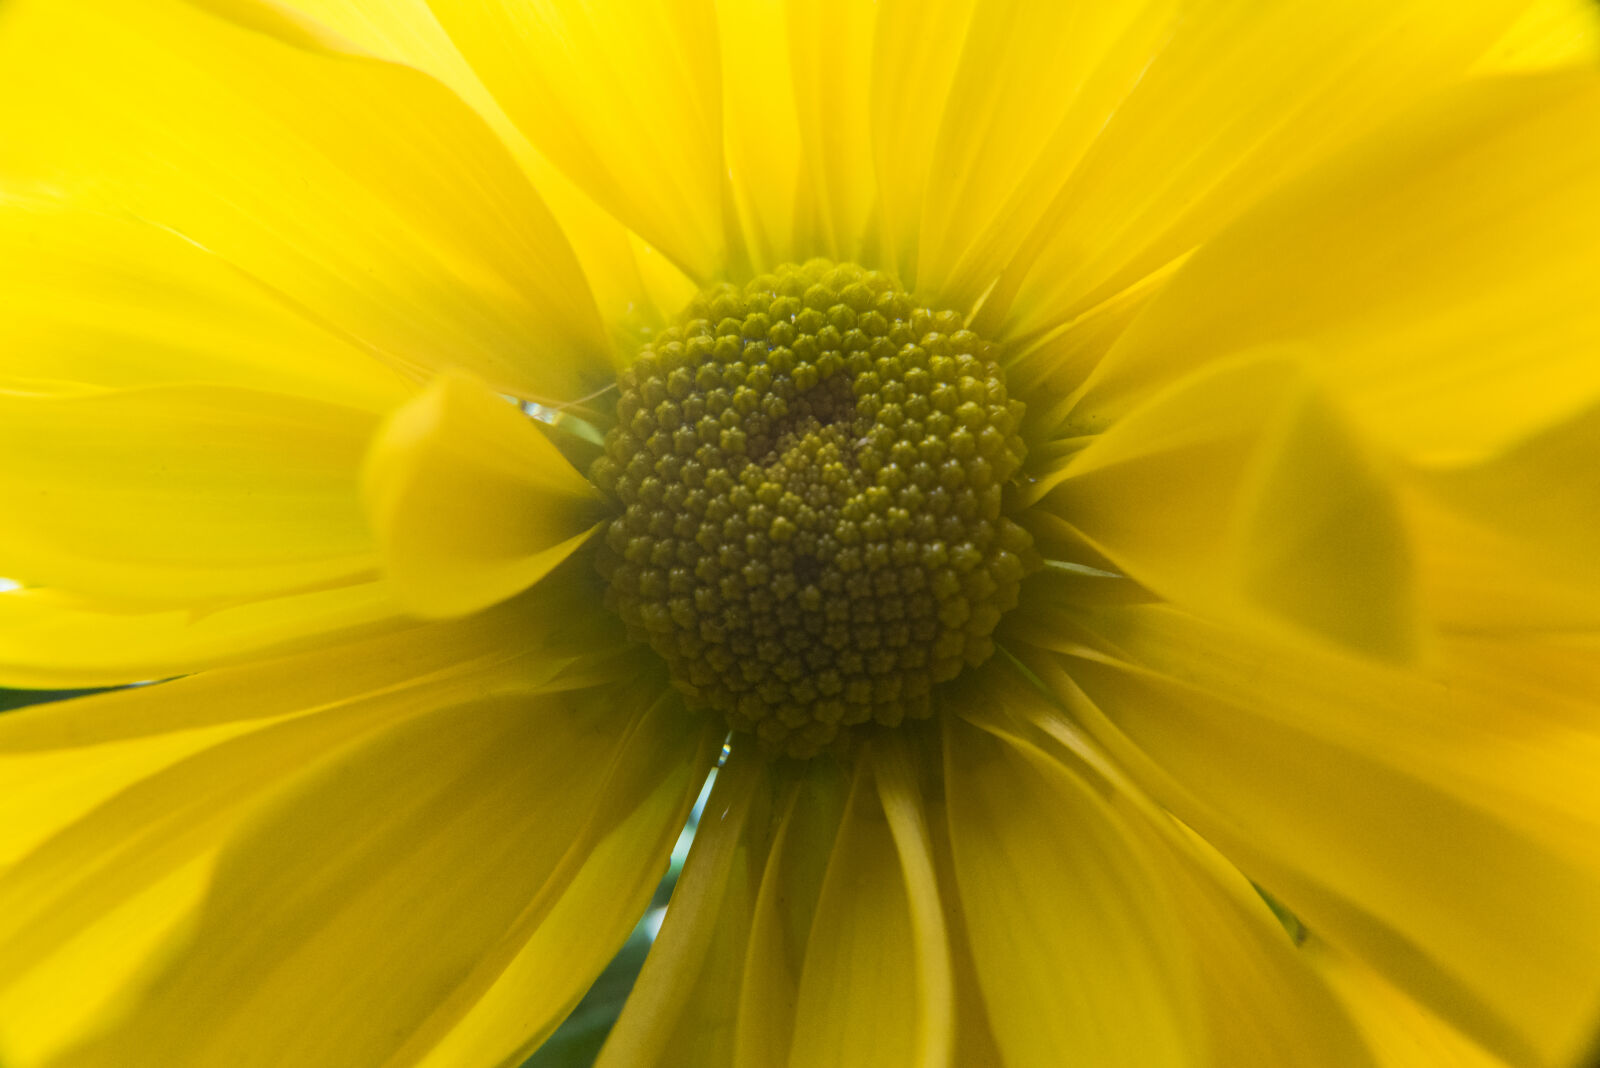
(2, 0, 1600, 1066)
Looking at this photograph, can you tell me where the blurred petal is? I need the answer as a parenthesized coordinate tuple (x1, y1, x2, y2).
(56, 675, 707, 1068)
(1475, 0, 1600, 72)
(1014, 604, 1600, 1066)
(981, 0, 1553, 339)
(1073, 71, 1600, 459)
(427, 0, 729, 282)
(271, 0, 682, 351)
(0, 583, 399, 690)
(1309, 940, 1510, 1068)
(0, 204, 409, 408)
(0, 386, 379, 602)
(1408, 401, 1600, 631)
(950, 664, 1391, 1068)
(404, 689, 722, 1068)
(363, 373, 604, 619)
(1035, 352, 1418, 660)
(0, 0, 609, 404)
(0, 593, 599, 1066)
(942, 712, 1194, 1068)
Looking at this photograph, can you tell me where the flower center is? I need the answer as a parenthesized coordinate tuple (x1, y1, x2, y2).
(592, 260, 1036, 758)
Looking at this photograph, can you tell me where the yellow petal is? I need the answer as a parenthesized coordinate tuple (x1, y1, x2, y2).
(594, 747, 769, 1068)
(0, 203, 409, 409)
(941, 712, 1194, 1068)
(947, 658, 1383, 1067)
(732, 761, 850, 1068)
(1475, 0, 1600, 72)
(0, 386, 380, 602)
(974, 0, 1547, 339)
(784, 0, 879, 265)
(401, 688, 722, 1068)
(1036, 352, 1418, 660)
(363, 373, 604, 619)
(788, 745, 950, 1068)
(959, 664, 1378, 1067)
(1408, 401, 1600, 631)
(1016, 603, 1600, 1067)
(719, 0, 810, 273)
(55, 674, 696, 1068)
(867, 0, 978, 282)
(0, 582, 399, 690)
(0, 857, 211, 1068)
(868, 736, 954, 1068)
(0, 0, 609, 405)
(268, 0, 680, 354)
(1073, 71, 1600, 459)
(897, 0, 1176, 304)
(428, 0, 729, 282)
(1308, 940, 1511, 1068)
(0, 601, 584, 1066)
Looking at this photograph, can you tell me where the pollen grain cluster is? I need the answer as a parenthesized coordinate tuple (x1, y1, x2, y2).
(591, 261, 1036, 758)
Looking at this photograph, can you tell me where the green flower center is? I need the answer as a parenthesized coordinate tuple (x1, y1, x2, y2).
(592, 261, 1037, 758)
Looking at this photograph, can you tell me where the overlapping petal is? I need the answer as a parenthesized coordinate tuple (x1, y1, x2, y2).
(0, 386, 381, 604)
(427, 0, 729, 283)
(977, 0, 1578, 340)
(1012, 603, 1600, 1066)
(0, 582, 620, 1066)
(1070, 70, 1600, 460)
(0, 0, 610, 405)
(0, 204, 410, 408)
(944, 661, 1376, 1068)
(1031, 353, 1417, 660)
(38, 666, 712, 1068)
(363, 373, 604, 619)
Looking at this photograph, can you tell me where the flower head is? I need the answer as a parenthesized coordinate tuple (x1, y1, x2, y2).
(3, 1, 1600, 1067)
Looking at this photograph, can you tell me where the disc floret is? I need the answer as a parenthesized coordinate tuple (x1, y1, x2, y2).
(592, 261, 1037, 757)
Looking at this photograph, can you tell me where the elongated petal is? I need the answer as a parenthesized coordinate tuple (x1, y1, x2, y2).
(428, 0, 728, 282)
(0, 582, 399, 690)
(788, 746, 950, 1068)
(942, 713, 1194, 1068)
(594, 748, 769, 1068)
(1074, 71, 1600, 459)
(0, 0, 609, 404)
(1036, 352, 1417, 660)
(1016, 604, 1600, 1066)
(889, 0, 1174, 301)
(0, 386, 380, 602)
(398, 689, 721, 1068)
(733, 762, 850, 1068)
(948, 660, 1379, 1067)
(869, 737, 954, 1068)
(719, 0, 810, 273)
(55, 674, 703, 1068)
(784, 0, 878, 265)
(269, 0, 679, 350)
(0, 204, 409, 408)
(363, 373, 604, 619)
(980, 0, 1550, 339)
(0, 593, 602, 1066)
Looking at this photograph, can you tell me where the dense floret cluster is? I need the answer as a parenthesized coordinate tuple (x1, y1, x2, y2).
(592, 261, 1036, 757)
